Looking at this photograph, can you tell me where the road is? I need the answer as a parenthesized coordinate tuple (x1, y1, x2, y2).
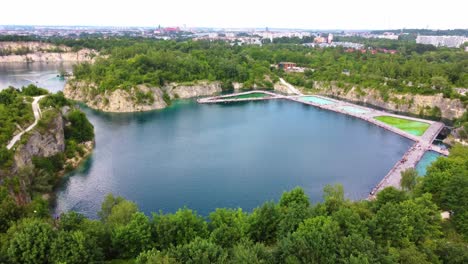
(6, 95, 46, 150)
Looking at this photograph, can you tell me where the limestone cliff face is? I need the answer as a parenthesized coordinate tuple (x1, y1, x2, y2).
(0, 41, 96, 63)
(12, 113, 65, 172)
(64, 80, 223, 112)
(274, 82, 295, 95)
(167, 81, 222, 99)
(64, 81, 168, 112)
(314, 83, 466, 120)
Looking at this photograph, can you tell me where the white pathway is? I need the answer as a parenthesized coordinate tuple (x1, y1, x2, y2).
(279, 78, 303, 95)
(6, 95, 46, 150)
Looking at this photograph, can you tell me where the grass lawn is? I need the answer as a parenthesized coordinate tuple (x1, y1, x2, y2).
(374, 116, 430, 136)
(225, 93, 270, 99)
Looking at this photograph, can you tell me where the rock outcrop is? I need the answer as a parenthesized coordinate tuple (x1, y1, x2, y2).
(0, 41, 96, 63)
(314, 83, 466, 120)
(167, 81, 222, 99)
(12, 112, 65, 172)
(64, 80, 223, 112)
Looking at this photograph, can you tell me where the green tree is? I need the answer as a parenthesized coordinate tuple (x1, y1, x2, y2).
(111, 212, 152, 258)
(98, 193, 138, 226)
(65, 109, 94, 143)
(279, 187, 310, 208)
(229, 239, 273, 264)
(400, 168, 418, 191)
(323, 184, 345, 214)
(6, 218, 54, 264)
(0, 187, 22, 232)
(247, 202, 280, 245)
(278, 216, 341, 263)
(169, 237, 228, 264)
(136, 249, 178, 264)
(50, 230, 103, 263)
(152, 208, 208, 249)
(208, 208, 248, 248)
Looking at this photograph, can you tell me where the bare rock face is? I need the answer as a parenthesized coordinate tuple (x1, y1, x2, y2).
(315, 83, 466, 120)
(64, 82, 168, 112)
(167, 81, 222, 99)
(0, 41, 96, 63)
(64, 80, 223, 112)
(274, 82, 295, 95)
(13, 113, 65, 171)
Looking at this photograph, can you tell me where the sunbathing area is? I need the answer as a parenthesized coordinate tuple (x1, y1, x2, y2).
(374, 116, 430, 136)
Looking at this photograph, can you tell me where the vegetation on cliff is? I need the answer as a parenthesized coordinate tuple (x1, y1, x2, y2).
(0, 145, 466, 263)
(68, 39, 466, 90)
(0, 86, 94, 206)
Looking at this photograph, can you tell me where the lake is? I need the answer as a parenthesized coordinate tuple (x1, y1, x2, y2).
(0, 62, 73, 92)
(54, 100, 412, 217)
(0, 63, 414, 218)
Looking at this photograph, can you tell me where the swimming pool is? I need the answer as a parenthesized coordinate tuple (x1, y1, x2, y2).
(339, 106, 370, 114)
(415, 151, 442, 176)
(300, 96, 335, 105)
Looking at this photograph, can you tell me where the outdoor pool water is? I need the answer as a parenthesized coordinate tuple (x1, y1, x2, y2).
(300, 96, 335, 105)
(415, 151, 442, 176)
(339, 106, 370, 114)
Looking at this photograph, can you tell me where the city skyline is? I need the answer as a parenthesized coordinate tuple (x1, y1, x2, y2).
(1, 0, 468, 30)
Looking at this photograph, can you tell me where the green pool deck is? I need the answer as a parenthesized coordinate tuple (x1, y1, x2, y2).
(374, 116, 430, 136)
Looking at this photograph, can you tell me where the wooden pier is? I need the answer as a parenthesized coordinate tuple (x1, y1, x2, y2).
(198, 90, 449, 198)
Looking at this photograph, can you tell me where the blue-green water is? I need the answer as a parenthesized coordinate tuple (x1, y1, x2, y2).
(416, 151, 442, 176)
(300, 96, 335, 105)
(0, 62, 73, 92)
(55, 100, 412, 218)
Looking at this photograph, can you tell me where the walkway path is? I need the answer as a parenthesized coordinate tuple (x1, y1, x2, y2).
(198, 87, 449, 199)
(279, 78, 303, 95)
(6, 95, 46, 150)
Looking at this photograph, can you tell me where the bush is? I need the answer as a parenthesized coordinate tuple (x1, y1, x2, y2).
(21, 84, 48, 96)
(65, 110, 94, 143)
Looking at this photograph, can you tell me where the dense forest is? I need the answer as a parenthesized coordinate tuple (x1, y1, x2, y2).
(0, 145, 466, 263)
(67, 39, 468, 103)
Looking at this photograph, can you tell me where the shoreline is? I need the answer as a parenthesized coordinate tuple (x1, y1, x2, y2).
(198, 90, 449, 198)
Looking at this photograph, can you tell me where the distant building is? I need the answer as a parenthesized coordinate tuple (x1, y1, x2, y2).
(278, 62, 297, 70)
(328, 33, 333, 44)
(416, 35, 467, 48)
(314, 36, 327, 43)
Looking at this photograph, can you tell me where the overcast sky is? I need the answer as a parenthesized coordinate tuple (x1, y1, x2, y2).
(1, 0, 467, 30)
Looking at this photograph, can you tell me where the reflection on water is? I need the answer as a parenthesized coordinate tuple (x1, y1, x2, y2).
(0, 62, 74, 92)
(56, 100, 413, 218)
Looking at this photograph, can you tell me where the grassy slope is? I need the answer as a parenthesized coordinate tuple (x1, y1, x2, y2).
(374, 116, 430, 136)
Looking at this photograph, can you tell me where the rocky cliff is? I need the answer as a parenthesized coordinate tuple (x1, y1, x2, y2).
(0, 41, 96, 63)
(13, 112, 65, 172)
(314, 83, 466, 120)
(64, 80, 223, 112)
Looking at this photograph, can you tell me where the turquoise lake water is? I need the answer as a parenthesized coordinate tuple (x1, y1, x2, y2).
(54, 100, 413, 217)
(416, 151, 442, 176)
(0, 64, 426, 218)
